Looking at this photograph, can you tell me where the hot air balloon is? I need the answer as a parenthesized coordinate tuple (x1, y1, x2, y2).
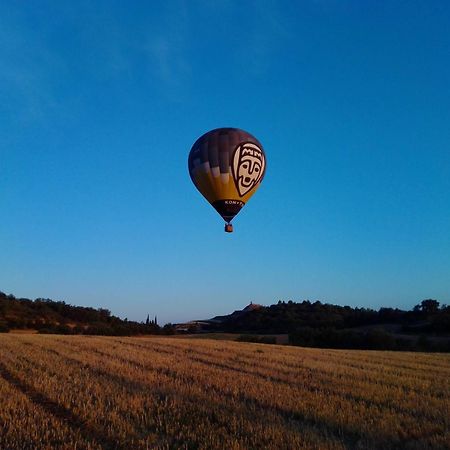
(188, 128, 266, 232)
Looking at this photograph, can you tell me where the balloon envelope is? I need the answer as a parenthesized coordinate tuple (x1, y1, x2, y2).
(188, 128, 266, 224)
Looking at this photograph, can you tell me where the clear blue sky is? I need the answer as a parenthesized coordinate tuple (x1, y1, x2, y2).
(1, 1, 449, 324)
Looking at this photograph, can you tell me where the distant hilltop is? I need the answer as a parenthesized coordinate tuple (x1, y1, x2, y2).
(175, 302, 263, 333)
(211, 302, 263, 322)
(243, 302, 263, 312)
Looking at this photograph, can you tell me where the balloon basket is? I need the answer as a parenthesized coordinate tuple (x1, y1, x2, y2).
(224, 223, 233, 233)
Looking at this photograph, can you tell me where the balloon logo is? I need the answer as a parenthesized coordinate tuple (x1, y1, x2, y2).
(188, 128, 266, 232)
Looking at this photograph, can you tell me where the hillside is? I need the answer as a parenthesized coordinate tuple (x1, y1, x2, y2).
(0, 291, 162, 335)
(181, 299, 450, 352)
(2, 291, 449, 351)
(1, 335, 449, 449)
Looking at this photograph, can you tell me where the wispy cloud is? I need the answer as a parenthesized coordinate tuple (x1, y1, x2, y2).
(146, 33, 191, 90)
(143, 1, 192, 97)
(232, 0, 291, 76)
(0, 6, 62, 122)
(143, 0, 291, 89)
(0, 0, 290, 120)
(0, 2, 136, 123)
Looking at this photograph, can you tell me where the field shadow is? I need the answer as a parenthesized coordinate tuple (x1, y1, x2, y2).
(0, 362, 121, 450)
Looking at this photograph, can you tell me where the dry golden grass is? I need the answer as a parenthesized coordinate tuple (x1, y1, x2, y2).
(0, 334, 449, 449)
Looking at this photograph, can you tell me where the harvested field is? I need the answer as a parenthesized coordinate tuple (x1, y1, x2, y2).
(0, 334, 449, 449)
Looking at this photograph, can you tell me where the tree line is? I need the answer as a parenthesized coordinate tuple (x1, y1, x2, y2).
(0, 292, 175, 335)
(208, 299, 450, 352)
(2, 291, 449, 351)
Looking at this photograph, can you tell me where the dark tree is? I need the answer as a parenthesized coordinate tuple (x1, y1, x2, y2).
(414, 299, 440, 314)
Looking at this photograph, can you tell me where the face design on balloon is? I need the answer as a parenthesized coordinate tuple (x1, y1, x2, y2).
(232, 143, 265, 197)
